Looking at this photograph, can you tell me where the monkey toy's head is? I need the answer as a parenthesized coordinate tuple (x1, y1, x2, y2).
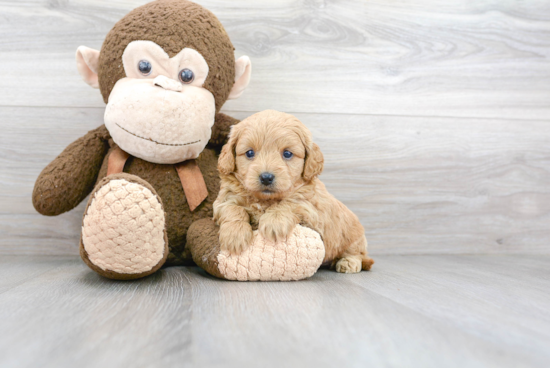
(75, 0, 251, 164)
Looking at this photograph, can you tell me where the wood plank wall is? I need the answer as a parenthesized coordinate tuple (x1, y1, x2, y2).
(1, 0, 549, 255)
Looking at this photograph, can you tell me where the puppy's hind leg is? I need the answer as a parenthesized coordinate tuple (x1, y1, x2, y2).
(335, 236, 374, 273)
(361, 253, 375, 271)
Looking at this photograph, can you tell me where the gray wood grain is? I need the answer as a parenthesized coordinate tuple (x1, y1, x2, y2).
(2, 107, 549, 255)
(0, 255, 549, 368)
(0, 0, 549, 119)
(0, 256, 194, 368)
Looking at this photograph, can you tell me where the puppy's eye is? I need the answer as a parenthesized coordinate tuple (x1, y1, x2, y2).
(283, 150, 293, 159)
(245, 150, 255, 159)
(179, 68, 194, 84)
(138, 60, 152, 75)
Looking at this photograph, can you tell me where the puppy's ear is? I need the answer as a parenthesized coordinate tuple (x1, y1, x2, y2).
(218, 125, 240, 175)
(303, 142, 324, 181)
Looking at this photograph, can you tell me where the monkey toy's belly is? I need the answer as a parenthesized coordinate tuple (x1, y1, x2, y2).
(96, 145, 222, 266)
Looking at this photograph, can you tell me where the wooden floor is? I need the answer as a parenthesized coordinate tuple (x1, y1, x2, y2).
(0, 254, 549, 368)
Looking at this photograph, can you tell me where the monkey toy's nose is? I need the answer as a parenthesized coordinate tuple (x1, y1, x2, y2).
(154, 75, 182, 92)
(259, 172, 275, 186)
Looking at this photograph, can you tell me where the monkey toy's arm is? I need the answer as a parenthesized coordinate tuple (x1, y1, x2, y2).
(33, 125, 110, 216)
(209, 113, 240, 147)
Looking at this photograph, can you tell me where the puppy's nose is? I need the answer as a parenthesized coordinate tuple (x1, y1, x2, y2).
(259, 172, 275, 186)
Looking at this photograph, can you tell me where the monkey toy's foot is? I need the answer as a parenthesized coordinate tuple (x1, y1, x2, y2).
(80, 173, 168, 280)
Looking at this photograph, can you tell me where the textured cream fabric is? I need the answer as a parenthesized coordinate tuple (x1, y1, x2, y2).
(121, 41, 210, 87)
(104, 77, 215, 164)
(75, 46, 100, 88)
(82, 179, 165, 274)
(217, 225, 325, 281)
(103, 40, 216, 164)
(227, 55, 251, 100)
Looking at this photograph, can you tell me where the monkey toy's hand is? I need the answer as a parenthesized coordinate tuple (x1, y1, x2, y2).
(33, 125, 110, 216)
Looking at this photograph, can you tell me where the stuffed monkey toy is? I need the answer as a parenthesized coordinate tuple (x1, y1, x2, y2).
(33, 0, 325, 281)
(33, 0, 251, 279)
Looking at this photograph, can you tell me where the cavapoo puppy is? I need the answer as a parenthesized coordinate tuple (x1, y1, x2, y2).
(213, 110, 374, 273)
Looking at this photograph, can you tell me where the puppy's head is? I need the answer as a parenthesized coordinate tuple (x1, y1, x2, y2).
(218, 110, 324, 200)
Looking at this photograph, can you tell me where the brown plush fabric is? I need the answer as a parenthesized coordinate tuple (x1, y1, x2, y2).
(97, 139, 221, 266)
(210, 113, 240, 147)
(187, 218, 225, 279)
(97, 0, 236, 113)
(33, 0, 242, 276)
(79, 173, 170, 280)
(33, 125, 110, 216)
(33, 114, 238, 266)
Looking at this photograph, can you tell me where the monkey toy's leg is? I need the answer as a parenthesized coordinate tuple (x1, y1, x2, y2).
(80, 173, 169, 280)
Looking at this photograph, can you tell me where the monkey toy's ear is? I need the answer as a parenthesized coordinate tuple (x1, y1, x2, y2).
(75, 46, 100, 89)
(227, 56, 252, 100)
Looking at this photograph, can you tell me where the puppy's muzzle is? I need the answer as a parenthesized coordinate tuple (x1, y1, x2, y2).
(259, 172, 275, 186)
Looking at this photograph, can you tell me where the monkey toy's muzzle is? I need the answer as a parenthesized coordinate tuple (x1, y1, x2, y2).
(104, 76, 216, 164)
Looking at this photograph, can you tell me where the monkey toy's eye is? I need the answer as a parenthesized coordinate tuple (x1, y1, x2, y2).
(138, 60, 152, 75)
(179, 68, 195, 84)
(245, 150, 255, 159)
(283, 150, 293, 159)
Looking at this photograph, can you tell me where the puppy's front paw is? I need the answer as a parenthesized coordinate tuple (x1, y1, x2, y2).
(335, 257, 362, 274)
(258, 212, 297, 243)
(219, 221, 254, 255)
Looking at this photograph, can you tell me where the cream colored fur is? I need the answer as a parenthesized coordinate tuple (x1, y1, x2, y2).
(82, 179, 166, 274)
(214, 110, 374, 273)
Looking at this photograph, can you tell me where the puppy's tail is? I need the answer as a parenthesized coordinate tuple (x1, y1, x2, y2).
(362, 256, 375, 271)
